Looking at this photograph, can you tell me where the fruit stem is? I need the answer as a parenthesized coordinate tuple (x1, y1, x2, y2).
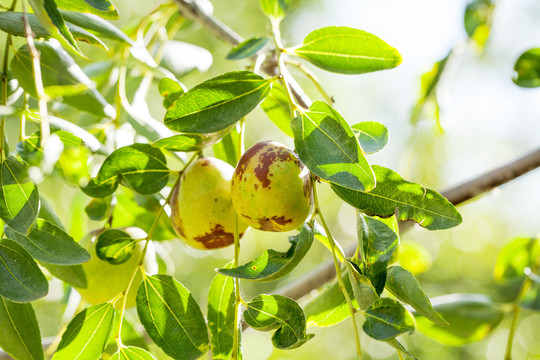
(232, 215, 242, 360)
(312, 176, 362, 360)
(270, 17, 298, 118)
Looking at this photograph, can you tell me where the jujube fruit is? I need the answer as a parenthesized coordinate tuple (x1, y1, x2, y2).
(75, 227, 157, 308)
(231, 141, 313, 232)
(169, 157, 248, 249)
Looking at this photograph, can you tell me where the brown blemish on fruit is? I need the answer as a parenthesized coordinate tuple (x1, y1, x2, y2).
(200, 159, 211, 167)
(271, 215, 293, 225)
(254, 183, 258, 190)
(235, 141, 268, 180)
(258, 217, 277, 231)
(194, 224, 235, 249)
(303, 169, 313, 198)
(254, 146, 291, 188)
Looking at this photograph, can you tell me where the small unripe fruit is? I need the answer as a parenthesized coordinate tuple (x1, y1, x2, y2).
(170, 157, 247, 249)
(75, 227, 157, 308)
(231, 141, 313, 232)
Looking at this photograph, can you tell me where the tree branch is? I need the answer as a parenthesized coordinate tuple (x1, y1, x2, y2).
(172, 0, 311, 109)
(277, 147, 540, 300)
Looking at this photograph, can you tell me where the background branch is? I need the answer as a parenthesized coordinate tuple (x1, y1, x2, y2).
(277, 147, 540, 300)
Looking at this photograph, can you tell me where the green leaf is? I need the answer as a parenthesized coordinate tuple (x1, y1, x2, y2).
(259, 0, 289, 19)
(217, 224, 314, 281)
(494, 237, 540, 282)
(357, 214, 399, 294)
(413, 294, 504, 346)
(61, 23, 108, 50)
(28, 0, 81, 55)
(111, 347, 156, 360)
(158, 78, 185, 108)
(513, 48, 540, 88)
(386, 266, 448, 326)
(332, 165, 462, 230)
(520, 279, 540, 310)
(385, 339, 418, 360)
(153, 129, 231, 152)
(363, 298, 415, 341)
(293, 26, 402, 74)
(159, 41, 213, 78)
(159, 77, 183, 97)
(10, 42, 115, 118)
(4, 218, 90, 265)
(60, 10, 132, 44)
(55, 0, 118, 19)
(0, 238, 48, 302)
(464, 0, 494, 47)
(292, 101, 375, 191)
(345, 261, 379, 310)
(136, 275, 209, 360)
(0, 298, 44, 360)
(41, 263, 87, 288)
(164, 71, 272, 134)
(111, 189, 175, 242)
(226, 37, 269, 60)
(82, 144, 169, 198)
(38, 197, 64, 229)
(53, 303, 116, 360)
(305, 269, 357, 327)
(260, 81, 293, 137)
(17, 129, 83, 167)
(95, 229, 137, 265)
(351, 121, 388, 154)
(208, 263, 238, 360)
(0, 12, 107, 50)
(85, 197, 112, 221)
(243, 294, 314, 349)
(81, 0, 115, 11)
(0, 156, 39, 233)
(410, 52, 450, 126)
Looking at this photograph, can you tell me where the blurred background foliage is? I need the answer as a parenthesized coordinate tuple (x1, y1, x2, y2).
(3, 0, 539, 358)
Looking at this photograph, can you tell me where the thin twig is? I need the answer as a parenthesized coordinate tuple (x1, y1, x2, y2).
(172, 0, 311, 109)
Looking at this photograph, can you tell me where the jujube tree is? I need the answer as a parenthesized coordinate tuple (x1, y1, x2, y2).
(0, 0, 539, 359)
